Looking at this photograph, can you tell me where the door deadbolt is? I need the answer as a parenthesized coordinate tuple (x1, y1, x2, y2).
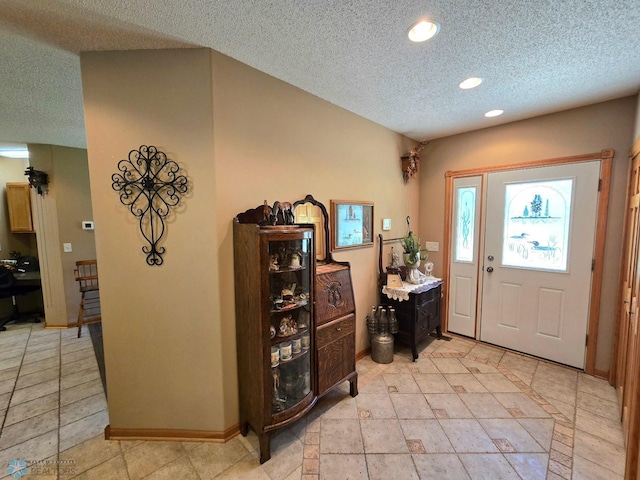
(486, 266, 494, 273)
(487, 255, 494, 261)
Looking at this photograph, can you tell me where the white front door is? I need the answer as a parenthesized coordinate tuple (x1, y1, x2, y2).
(480, 161, 600, 368)
(448, 176, 482, 337)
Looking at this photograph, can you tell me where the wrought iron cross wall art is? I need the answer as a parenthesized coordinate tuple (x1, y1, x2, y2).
(112, 145, 189, 266)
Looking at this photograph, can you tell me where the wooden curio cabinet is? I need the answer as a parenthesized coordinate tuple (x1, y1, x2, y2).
(234, 195, 358, 462)
(233, 221, 316, 463)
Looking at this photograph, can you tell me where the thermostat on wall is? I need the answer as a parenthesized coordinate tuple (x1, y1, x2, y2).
(82, 221, 94, 231)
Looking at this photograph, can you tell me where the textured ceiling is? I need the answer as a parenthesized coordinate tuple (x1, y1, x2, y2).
(0, 0, 639, 149)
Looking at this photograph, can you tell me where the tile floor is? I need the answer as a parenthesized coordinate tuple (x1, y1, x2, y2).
(0, 322, 627, 479)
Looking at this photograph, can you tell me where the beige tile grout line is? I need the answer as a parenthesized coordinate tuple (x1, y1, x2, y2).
(0, 330, 31, 436)
(302, 417, 320, 478)
(431, 350, 575, 480)
(20, 330, 579, 480)
(56, 330, 62, 480)
(300, 348, 577, 480)
(301, 362, 389, 479)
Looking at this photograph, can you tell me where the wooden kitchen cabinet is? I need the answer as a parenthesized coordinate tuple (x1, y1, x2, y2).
(6, 182, 34, 233)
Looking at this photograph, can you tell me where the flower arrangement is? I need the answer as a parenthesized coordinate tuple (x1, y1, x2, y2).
(401, 231, 428, 266)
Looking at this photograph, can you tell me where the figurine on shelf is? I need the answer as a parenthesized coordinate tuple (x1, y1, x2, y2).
(288, 316, 298, 334)
(289, 251, 301, 269)
(278, 315, 298, 336)
(272, 370, 286, 412)
(262, 200, 272, 226)
(298, 309, 309, 329)
(268, 200, 295, 225)
(278, 244, 288, 264)
(269, 255, 280, 271)
(236, 199, 296, 226)
(281, 283, 296, 301)
(390, 246, 400, 269)
(271, 201, 295, 225)
(271, 293, 284, 310)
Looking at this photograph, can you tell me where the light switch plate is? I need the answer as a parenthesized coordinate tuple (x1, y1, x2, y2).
(425, 241, 439, 252)
(382, 219, 391, 231)
(63, 243, 72, 253)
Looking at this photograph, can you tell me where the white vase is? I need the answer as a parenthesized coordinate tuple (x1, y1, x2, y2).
(403, 253, 420, 268)
(404, 254, 427, 284)
(406, 266, 423, 284)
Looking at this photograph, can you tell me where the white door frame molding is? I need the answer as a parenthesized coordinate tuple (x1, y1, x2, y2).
(443, 149, 614, 375)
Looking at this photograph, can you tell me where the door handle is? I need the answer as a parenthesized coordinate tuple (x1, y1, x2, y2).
(486, 266, 494, 273)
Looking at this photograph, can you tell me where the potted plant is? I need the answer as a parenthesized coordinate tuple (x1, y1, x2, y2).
(401, 231, 428, 267)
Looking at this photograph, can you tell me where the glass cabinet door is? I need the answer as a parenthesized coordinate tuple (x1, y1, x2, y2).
(268, 236, 312, 414)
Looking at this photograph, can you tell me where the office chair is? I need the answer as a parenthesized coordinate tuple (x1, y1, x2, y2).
(0, 265, 42, 331)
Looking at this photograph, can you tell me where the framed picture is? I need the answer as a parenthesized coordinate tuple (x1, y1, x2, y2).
(330, 200, 374, 251)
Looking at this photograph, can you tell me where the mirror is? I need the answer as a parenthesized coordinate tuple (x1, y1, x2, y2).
(293, 194, 333, 263)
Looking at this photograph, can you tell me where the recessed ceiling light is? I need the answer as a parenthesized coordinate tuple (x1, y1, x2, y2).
(0, 149, 29, 158)
(407, 19, 440, 42)
(459, 77, 483, 89)
(485, 109, 504, 118)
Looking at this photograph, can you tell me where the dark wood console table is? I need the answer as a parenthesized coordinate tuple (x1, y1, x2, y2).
(381, 280, 443, 361)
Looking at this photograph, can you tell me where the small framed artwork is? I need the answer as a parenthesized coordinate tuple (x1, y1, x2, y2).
(330, 200, 374, 251)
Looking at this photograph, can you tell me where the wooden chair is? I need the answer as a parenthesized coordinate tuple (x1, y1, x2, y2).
(74, 260, 101, 338)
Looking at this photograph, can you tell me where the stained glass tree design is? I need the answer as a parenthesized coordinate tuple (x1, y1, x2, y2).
(504, 180, 572, 271)
(531, 194, 542, 217)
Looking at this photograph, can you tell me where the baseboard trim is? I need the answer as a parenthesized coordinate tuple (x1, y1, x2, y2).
(104, 424, 240, 443)
(594, 369, 609, 380)
(43, 323, 68, 330)
(79, 318, 102, 327)
(45, 320, 101, 330)
(356, 347, 371, 361)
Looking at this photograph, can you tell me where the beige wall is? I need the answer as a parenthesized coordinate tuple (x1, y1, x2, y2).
(210, 49, 418, 426)
(28, 144, 96, 326)
(81, 48, 220, 432)
(419, 95, 638, 374)
(81, 48, 418, 432)
(51, 146, 96, 324)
